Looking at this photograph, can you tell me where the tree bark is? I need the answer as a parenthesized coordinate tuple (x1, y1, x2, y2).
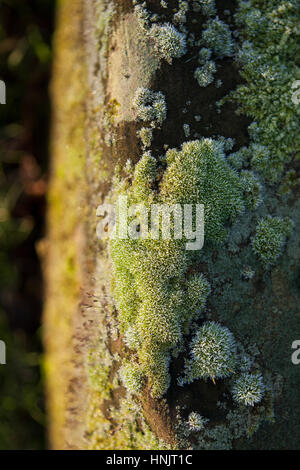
(44, 0, 300, 449)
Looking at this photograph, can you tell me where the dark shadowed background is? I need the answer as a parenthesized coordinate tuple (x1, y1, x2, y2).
(0, 0, 55, 450)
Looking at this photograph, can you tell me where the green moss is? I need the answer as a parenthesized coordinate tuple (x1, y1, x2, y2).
(149, 23, 187, 63)
(252, 215, 294, 267)
(87, 342, 115, 401)
(137, 127, 153, 148)
(161, 139, 246, 242)
(181, 321, 237, 384)
(133, 88, 167, 126)
(194, 61, 216, 87)
(202, 17, 234, 59)
(240, 170, 263, 210)
(187, 412, 209, 432)
(227, 0, 300, 183)
(89, 0, 296, 449)
(119, 361, 145, 394)
(227, 146, 252, 170)
(110, 138, 251, 397)
(232, 373, 265, 406)
(278, 169, 300, 196)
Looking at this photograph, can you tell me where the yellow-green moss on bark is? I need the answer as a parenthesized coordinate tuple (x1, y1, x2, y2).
(43, 0, 86, 449)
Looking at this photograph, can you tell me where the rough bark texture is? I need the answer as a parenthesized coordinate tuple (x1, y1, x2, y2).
(44, 0, 300, 449)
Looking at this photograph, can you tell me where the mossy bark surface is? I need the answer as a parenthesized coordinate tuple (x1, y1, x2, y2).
(45, 0, 300, 449)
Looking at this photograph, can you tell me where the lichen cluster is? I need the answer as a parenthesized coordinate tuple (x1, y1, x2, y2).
(137, 127, 153, 149)
(179, 322, 266, 410)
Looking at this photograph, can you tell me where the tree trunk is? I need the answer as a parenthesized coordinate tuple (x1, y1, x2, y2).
(44, 0, 300, 449)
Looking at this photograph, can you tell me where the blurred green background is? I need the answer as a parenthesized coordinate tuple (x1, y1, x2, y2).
(0, 0, 55, 449)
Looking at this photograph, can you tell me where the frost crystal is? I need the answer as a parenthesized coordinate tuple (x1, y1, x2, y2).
(150, 23, 187, 63)
(133, 87, 167, 125)
(232, 373, 265, 406)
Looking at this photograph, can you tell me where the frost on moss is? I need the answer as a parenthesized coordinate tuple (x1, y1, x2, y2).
(240, 170, 262, 210)
(134, 3, 150, 30)
(183, 123, 190, 137)
(198, 47, 212, 64)
(250, 142, 275, 182)
(133, 87, 167, 125)
(110, 138, 249, 397)
(149, 23, 187, 63)
(185, 274, 211, 327)
(181, 322, 237, 384)
(173, 6, 187, 25)
(161, 139, 246, 242)
(134, 4, 187, 62)
(252, 215, 294, 267)
(229, 0, 300, 182)
(119, 361, 144, 394)
(172, 1, 190, 25)
(202, 17, 234, 59)
(227, 146, 251, 170)
(278, 169, 300, 196)
(197, 0, 216, 17)
(232, 373, 265, 406)
(137, 127, 153, 148)
(241, 266, 255, 281)
(194, 61, 216, 87)
(187, 412, 209, 432)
